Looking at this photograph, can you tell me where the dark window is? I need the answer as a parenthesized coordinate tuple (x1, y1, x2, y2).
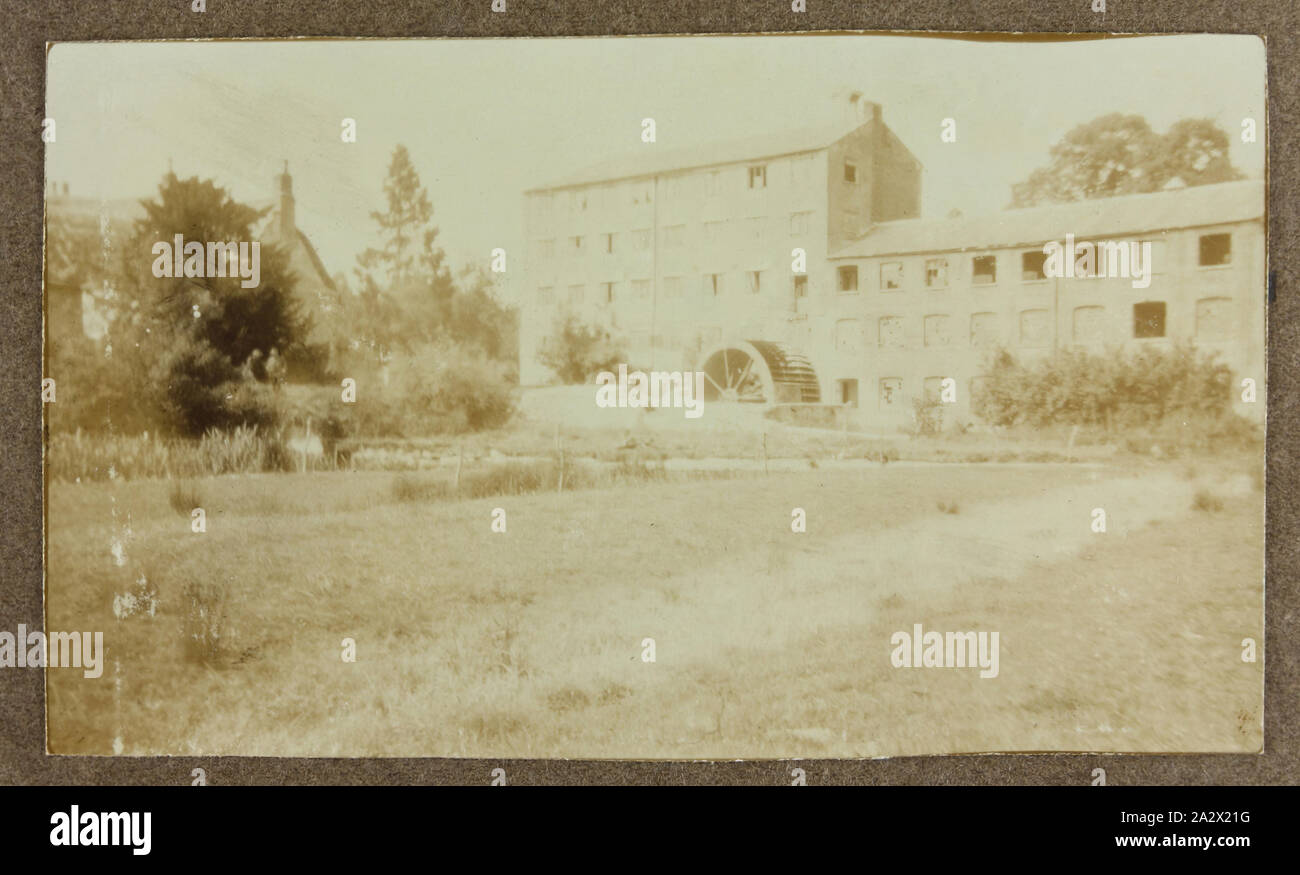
(1133, 301, 1167, 338)
(604, 233, 615, 254)
(844, 162, 858, 183)
(1199, 233, 1231, 266)
(925, 258, 948, 288)
(838, 265, 859, 293)
(603, 282, 615, 304)
(1021, 250, 1048, 281)
(748, 165, 767, 189)
(793, 275, 808, 298)
(972, 255, 997, 285)
(838, 379, 859, 407)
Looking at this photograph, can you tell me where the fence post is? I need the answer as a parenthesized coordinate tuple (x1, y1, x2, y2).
(762, 431, 769, 476)
(456, 443, 463, 493)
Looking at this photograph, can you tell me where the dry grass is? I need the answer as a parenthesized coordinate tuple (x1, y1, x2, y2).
(45, 461, 1262, 758)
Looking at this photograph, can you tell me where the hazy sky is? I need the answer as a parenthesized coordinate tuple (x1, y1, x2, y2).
(47, 34, 1265, 300)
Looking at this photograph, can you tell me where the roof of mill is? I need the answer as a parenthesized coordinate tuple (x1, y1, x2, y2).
(526, 120, 879, 192)
(830, 178, 1265, 259)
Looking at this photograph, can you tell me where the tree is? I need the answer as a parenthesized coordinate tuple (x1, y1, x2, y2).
(448, 265, 519, 371)
(1010, 114, 1242, 207)
(118, 172, 308, 435)
(348, 146, 519, 372)
(1150, 118, 1241, 188)
(537, 311, 624, 385)
(352, 145, 457, 361)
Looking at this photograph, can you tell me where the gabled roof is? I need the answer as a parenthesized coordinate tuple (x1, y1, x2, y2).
(256, 205, 338, 293)
(526, 120, 874, 193)
(830, 179, 1265, 259)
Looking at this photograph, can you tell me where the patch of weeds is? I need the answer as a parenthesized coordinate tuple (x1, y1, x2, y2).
(596, 683, 633, 706)
(490, 617, 529, 677)
(391, 473, 448, 503)
(461, 710, 526, 748)
(182, 580, 230, 665)
(546, 687, 592, 713)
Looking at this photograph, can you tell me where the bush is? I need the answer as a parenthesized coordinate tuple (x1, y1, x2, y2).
(973, 343, 1251, 447)
(536, 310, 624, 385)
(45, 335, 156, 435)
(353, 341, 518, 437)
(911, 395, 946, 437)
(146, 334, 287, 438)
(198, 425, 286, 475)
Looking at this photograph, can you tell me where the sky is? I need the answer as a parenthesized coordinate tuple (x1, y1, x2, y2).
(46, 34, 1266, 303)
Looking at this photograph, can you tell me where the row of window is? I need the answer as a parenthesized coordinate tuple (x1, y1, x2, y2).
(532, 230, 1234, 292)
(834, 233, 1233, 293)
(529, 157, 825, 220)
(534, 213, 817, 260)
(537, 270, 805, 305)
(829, 298, 1236, 352)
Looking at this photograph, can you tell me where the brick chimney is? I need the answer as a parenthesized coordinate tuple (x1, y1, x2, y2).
(838, 89, 881, 127)
(276, 160, 295, 242)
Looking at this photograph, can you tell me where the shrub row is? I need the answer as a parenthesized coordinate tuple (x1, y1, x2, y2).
(46, 426, 310, 482)
(973, 343, 1238, 430)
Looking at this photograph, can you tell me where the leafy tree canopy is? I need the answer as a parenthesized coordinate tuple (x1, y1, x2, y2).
(1010, 115, 1242, 207)
(344, 145, 516, 369)
(120, 172, 309, 435)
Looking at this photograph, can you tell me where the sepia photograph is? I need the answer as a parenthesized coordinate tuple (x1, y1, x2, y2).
(40, 33, 1266, 759)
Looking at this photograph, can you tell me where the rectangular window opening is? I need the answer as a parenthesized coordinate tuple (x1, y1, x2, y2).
(1133, 301, 1167, 338)
(1199, 233, 1232, 267)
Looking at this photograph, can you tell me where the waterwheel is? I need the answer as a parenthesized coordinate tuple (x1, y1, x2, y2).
(698, 340, 821, 405)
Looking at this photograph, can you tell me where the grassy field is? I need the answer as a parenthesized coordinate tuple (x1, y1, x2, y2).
(45, 458, 1263, 758)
